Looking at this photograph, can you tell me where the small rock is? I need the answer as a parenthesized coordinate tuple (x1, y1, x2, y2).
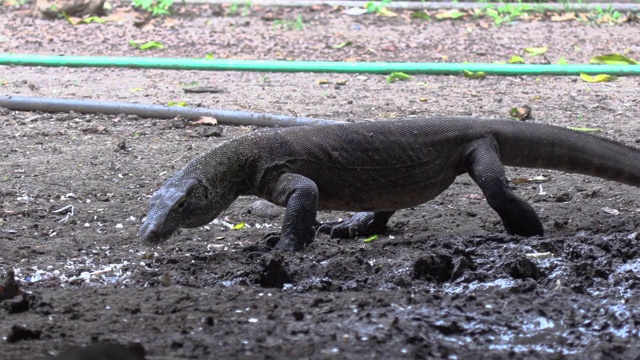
(292, 310, 304, 321)
(6, 325, 41, 343)
(412, 253, 453, 283)
(161, 119, 187, 130)
(34, 0, 106, 18)
(392, 275, 411, 288)
(194, 125, 224, 137)
(259, 254, 293, 289)
(554, 192, 572, 203)
(0, 270, 21, 301)
(51, 343, 145, 360)
(507, 256, 540, 280)
(247, 200, 282, 219)
(160, 272, 171, 287)
(115, 139, 129, 152)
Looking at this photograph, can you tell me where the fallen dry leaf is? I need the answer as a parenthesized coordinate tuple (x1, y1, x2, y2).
(190, 116, 218, 126)
(551, 12, 576, 22)
(510, 105, 532, 121)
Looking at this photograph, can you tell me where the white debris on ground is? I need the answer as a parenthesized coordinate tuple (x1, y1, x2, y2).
(13, 256, 137, 287)
(9, 219, 279, 287)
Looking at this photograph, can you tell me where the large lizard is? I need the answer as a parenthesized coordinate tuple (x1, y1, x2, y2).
(139, 118, 640, 251)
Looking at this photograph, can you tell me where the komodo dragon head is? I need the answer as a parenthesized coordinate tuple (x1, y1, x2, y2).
(139, 173, 223, 245)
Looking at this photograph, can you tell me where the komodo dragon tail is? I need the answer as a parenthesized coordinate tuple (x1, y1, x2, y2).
(490, 121, 640, 187)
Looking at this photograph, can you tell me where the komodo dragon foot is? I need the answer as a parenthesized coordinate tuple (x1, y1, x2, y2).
(262, 211, 395, 251)
(317, 211, 395, 238)
(262, 232, 314, 252)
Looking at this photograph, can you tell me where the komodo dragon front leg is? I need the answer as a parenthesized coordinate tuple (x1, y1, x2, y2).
(266, 173, 319, 252)
(266, 174, 395, 251)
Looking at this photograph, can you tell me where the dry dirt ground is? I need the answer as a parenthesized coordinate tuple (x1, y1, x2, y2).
(1, 2, 640, 359)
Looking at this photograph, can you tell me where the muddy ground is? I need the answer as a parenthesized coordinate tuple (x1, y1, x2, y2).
(1, 2, 640, 359)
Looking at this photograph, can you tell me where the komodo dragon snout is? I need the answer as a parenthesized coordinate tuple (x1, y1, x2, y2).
(139, 176, 220, 244)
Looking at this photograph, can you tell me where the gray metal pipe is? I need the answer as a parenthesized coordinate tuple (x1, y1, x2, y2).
(188, 0, 640, 12)
(0, 95, 341, 127)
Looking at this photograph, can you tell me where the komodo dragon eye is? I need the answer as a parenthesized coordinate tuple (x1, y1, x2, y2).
(174, 198, 186, 210)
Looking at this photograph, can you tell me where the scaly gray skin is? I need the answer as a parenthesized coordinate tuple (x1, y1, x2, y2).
(139, 117, 640, 252)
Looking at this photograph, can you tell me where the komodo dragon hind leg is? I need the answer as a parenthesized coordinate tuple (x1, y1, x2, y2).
(465, 136, 544, 236)
(318, 211, 395, 238)
(265, 173, 319, 252)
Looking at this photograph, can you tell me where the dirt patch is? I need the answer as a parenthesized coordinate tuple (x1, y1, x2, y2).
(1, 3, 640, 359)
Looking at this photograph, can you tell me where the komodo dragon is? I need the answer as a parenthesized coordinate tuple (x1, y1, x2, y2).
(139, 118, 640, 252)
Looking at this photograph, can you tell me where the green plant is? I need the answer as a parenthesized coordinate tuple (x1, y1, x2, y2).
(386, 72, 411, 83)
(481, 1, 533, 26)
(229, 0, 251, 16)
(365, 0, 392, 14)
(132, 0, 173, 16)
(273, 15, 305, 30)
(588, 4, 623, 23)
(128, 40, 165, 50)
(4, 0, 28, 6)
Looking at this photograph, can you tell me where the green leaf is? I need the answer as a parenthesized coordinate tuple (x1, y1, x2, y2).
(567, 126, 602, 133)
(139, 41, 164, 50)
(557, 57, 569, 65)
(579, 73, 616, 83)
(331, 41, 352, 49)
(463, 70, 486, 79)
(589, 53, 638, 65)
(167, 101, 187, 107)
(376, 7, 397, 17)
(232, 222, 246, 230)
(79, 16, 105, 24)
(525, 47, 548, 56)
(204, 53, 214, 60)
(129, 40, 164, 50)
(411, 11, 431, 20)
(386, 72, 412, 84)
(362, 235, 378, 243)
(508, 55, 525, 64)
